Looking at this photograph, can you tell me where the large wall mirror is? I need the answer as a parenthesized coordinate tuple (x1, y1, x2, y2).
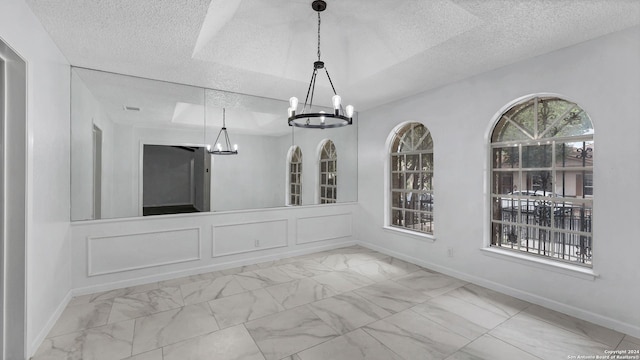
(71, 67, 358, 221)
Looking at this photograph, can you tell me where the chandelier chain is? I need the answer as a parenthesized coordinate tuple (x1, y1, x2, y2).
(287, 0, 353, 129)
(317, 12, 321, 61)
(222, 108, 226, 127)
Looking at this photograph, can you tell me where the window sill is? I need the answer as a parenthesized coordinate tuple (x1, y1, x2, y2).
(383, 226, 436, 243)
(480, 247, 598, 281)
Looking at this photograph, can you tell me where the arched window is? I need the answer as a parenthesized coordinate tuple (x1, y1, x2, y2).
(490, 96, 594, 266)
(389, 123, 434, 234)
(319, 140, 337, 204)
(288, 146, 302, 206)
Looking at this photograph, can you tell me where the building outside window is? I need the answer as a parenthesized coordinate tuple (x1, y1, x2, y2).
(319, 140, 337, 204)
(389, 122, 434, 234)
(490, 96, 594, 266)
(288, 146, 302, 206)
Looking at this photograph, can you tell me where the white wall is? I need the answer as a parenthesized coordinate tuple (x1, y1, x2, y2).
(0, 0, 72, 357)
(357, 26, 640, 337)
(210, 133, 286, 211)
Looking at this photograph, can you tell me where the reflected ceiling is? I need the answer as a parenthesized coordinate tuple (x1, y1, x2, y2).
(75, 68, 292, 136)
(28, 0, 640, 110)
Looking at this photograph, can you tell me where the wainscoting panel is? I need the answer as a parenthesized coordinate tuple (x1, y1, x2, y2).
(212, 219, 288, 257)
(87, 227, 201, 276)
(296, 213, 352, 244)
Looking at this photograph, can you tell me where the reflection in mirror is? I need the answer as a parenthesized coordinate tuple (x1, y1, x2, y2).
(288, 122, 358, 208)
(71, 68, 206, 220)
(204, 88, 358, 212)
(204, 88, 289, 212)
(71, 67, 357, 221)
(142, 145, 210, 216)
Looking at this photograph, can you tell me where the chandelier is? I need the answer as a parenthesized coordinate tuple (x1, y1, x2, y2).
(287, 0, 354, 129)
(208, 108, 238, 155)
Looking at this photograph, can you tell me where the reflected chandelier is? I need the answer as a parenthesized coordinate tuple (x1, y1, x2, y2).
(208, 108, 238, 155)
(287, 0, 354, 129)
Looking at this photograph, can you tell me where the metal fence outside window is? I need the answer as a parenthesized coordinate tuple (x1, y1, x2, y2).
(492, 202, 592, 265)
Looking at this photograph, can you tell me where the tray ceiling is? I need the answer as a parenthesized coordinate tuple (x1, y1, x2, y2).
(25, 0, 640, 110)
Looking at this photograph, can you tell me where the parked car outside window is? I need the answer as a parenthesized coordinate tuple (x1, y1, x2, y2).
(500, 190, 575, 214)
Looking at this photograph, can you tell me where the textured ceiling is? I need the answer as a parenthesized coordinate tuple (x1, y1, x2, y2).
(27, 0, 640, 111)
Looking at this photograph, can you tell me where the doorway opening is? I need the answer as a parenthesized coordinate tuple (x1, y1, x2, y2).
(142, 144, 210, 216)
(1, 37, 27, 360)
(92, 125, 102, 219)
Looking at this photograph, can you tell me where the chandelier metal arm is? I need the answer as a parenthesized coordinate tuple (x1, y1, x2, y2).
(212, 128, 228, 150)
(308, 69, 318, 112)
(323, 67, 344, 114)
(302, 68, 316, 114)
(210, 127, 237, 155)
(323, 67, 338, 96)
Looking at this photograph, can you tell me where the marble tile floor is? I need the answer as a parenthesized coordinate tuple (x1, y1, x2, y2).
(32, 245, 639, 360)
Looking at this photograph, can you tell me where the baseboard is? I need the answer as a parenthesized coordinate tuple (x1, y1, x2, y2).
(357, 240, 640, 339)
(28, 290, 73, 358)
(72, 240, 358, 297)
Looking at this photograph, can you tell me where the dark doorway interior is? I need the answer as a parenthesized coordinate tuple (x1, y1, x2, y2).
(142, 145, 210, 216)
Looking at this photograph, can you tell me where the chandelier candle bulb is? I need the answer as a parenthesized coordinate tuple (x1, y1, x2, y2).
(216, 143, 222, 151)
(332, 95, 341, 115)
(233, 144, 238, 151)
(289, 97, 299, 110)
(332, 95, 341, 109)
(345, 105, 354, 118)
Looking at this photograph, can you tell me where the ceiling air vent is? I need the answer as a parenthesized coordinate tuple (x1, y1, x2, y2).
(123, 105, 141, 111)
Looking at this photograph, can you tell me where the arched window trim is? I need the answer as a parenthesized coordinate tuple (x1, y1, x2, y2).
(384, 122, 435, 238)
(484, 93, 595, 140)
(487, 94, 595, 269)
